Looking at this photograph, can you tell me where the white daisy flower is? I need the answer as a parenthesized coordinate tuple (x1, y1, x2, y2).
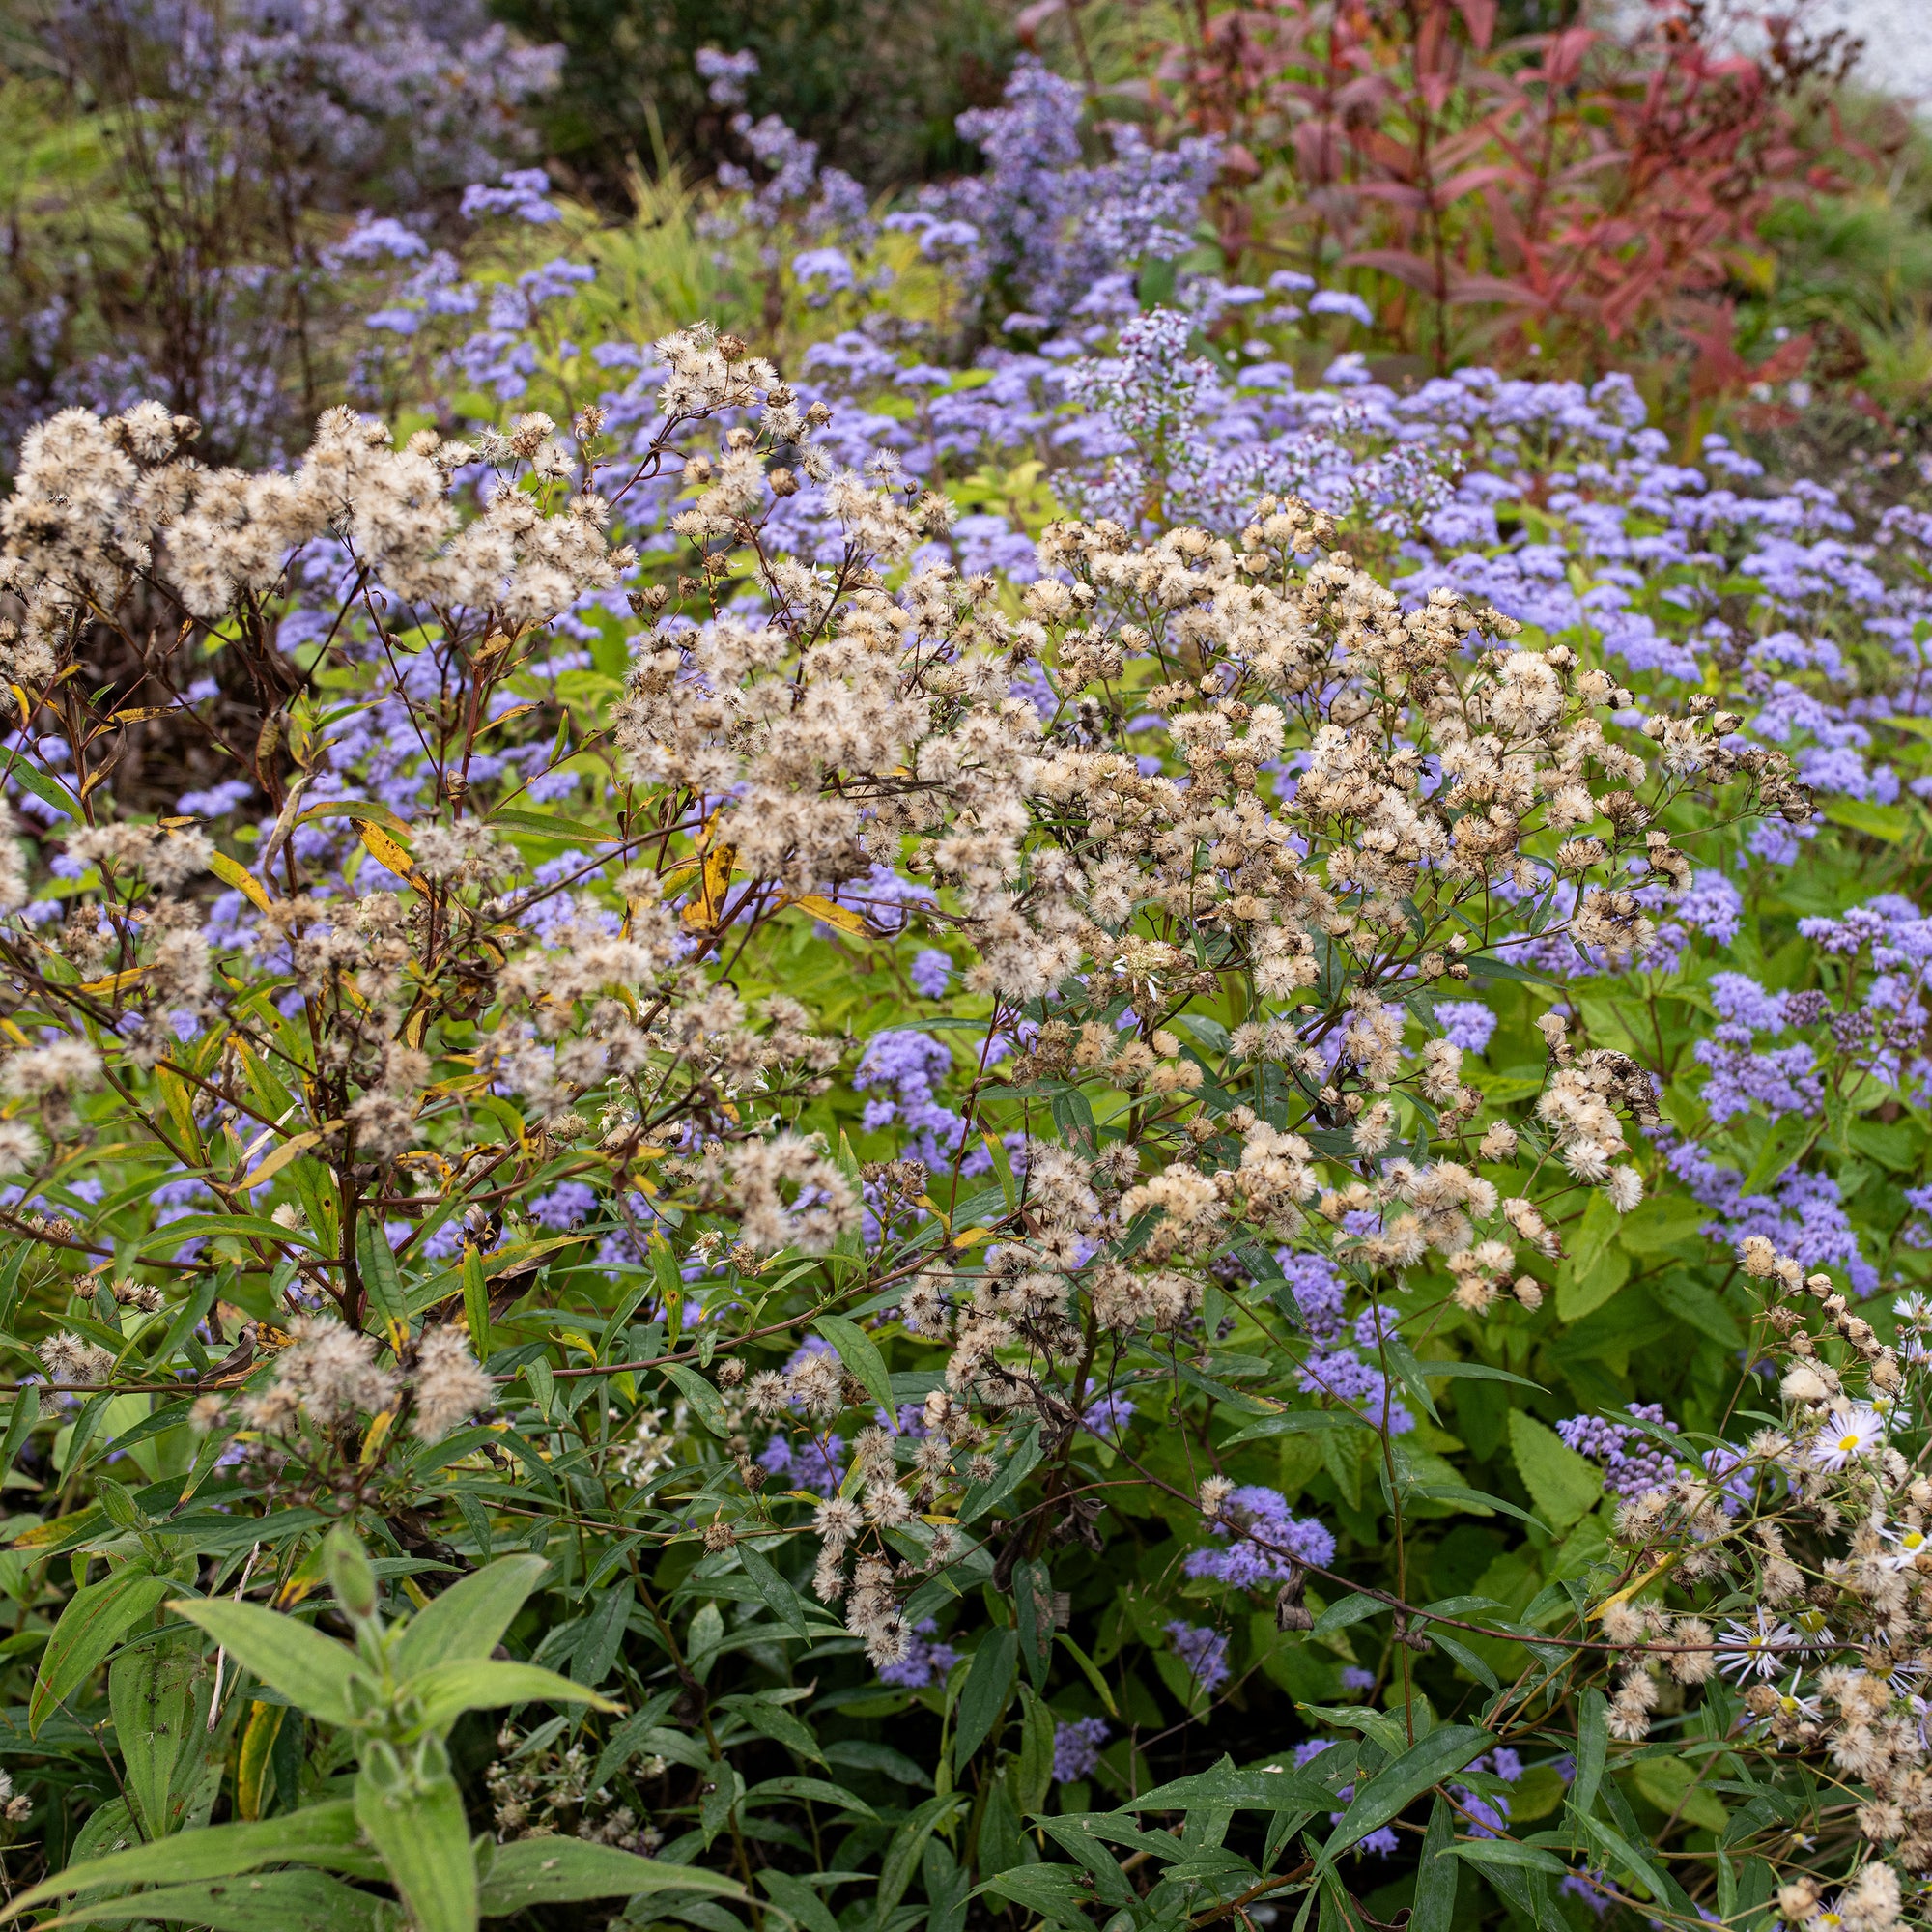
(1809, 1404, 1885, 1474)
(1881, 1521, 1932, 1572)
(1716, 1608, 1798, 1681)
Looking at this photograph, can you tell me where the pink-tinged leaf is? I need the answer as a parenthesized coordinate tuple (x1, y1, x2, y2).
(1430, 164, 1515, 209)
(1343, 248, 1449, 297)
(1455, 0, 1498, 52)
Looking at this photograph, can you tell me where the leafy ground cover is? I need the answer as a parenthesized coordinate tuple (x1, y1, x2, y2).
(0, 15, 1931, 1932)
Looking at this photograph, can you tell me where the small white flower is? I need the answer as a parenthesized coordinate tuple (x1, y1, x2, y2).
(1809, 1403, 1885, 1473)
(1880, 1521, 1932, 1572)
(1715, 1608, 1798, 1681)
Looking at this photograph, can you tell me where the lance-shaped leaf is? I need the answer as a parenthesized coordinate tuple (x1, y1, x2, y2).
(31, 1569, 172, 1738)
(40, 1871, 385, 1932)
(168, 1599, 364, 1726)
(392, 1555, 549, 1679)
(355, 1768, 476, 1932)
(408, 1657, 620, 1734)
(108, 1634, 213, 1837)
(478, 1839, 743, 1917)
(1317, 1725, 1492, 1869)
(0, 1804, 370, 1920)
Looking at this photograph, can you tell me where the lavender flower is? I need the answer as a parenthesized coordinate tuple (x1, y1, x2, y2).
(878, 1619, 959, 1689)
(1184, 1487, 1336, 1589)
(1052, 1716, 1110, 1783)
(1165, 1620, 1231, 1694)
(1433, 1000, 1497, 1055)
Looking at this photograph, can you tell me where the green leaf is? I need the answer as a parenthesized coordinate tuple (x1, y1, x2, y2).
(572, 1577, 634, 1688)
(1376, 1332, 1442, 1426)
(1318, 1725, 1492, 1870)
(355, 1768, 476, 1932)
(952, 1627, 1016, 1766)
(1015, 1682, 1055, 1815)
(1736, 1113, 1817, 1201)
(1122, 1755, 1343, 1813)
(1573, 1688, 1607, 1819)
(167, 1599, 362, 1727)
(108, 1633, 213, 1837)
(42, 1871, 385, 1932)
(480, 1840, 740, 1917)
(393, 1555, 549, 1679)
(0, 1804, 367, 1918)
(660, 1363, 729, 1435)
(1413, 1360, 1547, 1393)
(408, 1658, 619, 1732)
(735, 1541, 815, 1641)
(975, 1866, 1089, 1924)
(1411, 1798, 1457, 1932)
(1219, 1409, 1371, 1448)
(31, 1571, 171, 1738)
(355, 1217, 409, 1334)
(874, 1793, 965, 1929)
(739, 1777, 878, 1819)
(1614, 1195, 1709, 1254)
(1406, 1483, 1550, 1530)
(1556, 1241, 1629, 1321)
(721, 1692, 824, 1764)
(1632, 1753, 1727, 1831)
(485, 807, 624, 845)
(812, 1315, 895, 1415)
(1823, 796, 1909, 842)
(758, 1869, 842, 1932)
(1449, 1840, 1568, 1874)
(1507, 1411, 1603, 1531)
(132, 1215, 323, 1257)
(1429, 1629, 1501, 1690)
(822, 1739, 931, 1787)
(462, 1246, 491, 1358)
(958, 1423, 1040, 1524)
(1013, 1556, 1054, 1689)
(1570, 1804, 1675, 1906)
(1310, 1593, 1383, 1638)
(0, 752, 78, 821)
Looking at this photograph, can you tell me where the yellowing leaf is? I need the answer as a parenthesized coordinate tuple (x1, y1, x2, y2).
(356, 820, 423, 888)
(359, 1408, 397, 1467)
(209, 848, 273, 913)
(777, 893, 871, 937)
(242, 1130, 324, 1191)
(681, 842, 737, 932)
(237, 1702, 286, 1821)
(78, 965, 148, 998)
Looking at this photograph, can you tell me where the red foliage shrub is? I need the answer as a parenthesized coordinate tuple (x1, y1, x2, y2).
(1130, 0, 1861, 374)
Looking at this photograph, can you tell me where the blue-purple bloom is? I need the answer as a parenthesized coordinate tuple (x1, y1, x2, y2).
(1185, 1486, 1335, 1589)
(1165, 1620, 1231, 1694)
(1052, 1716, 1110, 1783)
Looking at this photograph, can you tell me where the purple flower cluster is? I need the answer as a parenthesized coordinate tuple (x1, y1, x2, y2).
(1661, 1129, 1878, 1293)
(758, 1430, 846, 1496)
(878, 1619, 959, 1689)
(1165, 1620, 1231, 1694)
(1184, 1486, 1336, 1589)
(1556, 1403, 1685, 1499)
(893, 58, 1219, 333)
(1051, 1716, 1110, 1784)
(854, 1030, 984, 1174)
(1081, 1393, 1135, 1439)
(1269, 1251, 1414, 1434)
(1433, 1000, 1497, 1054)
(1692, 973, 1822, 1124)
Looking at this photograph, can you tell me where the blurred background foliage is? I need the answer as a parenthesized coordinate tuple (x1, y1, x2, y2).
(0, 0, 1929, 462)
